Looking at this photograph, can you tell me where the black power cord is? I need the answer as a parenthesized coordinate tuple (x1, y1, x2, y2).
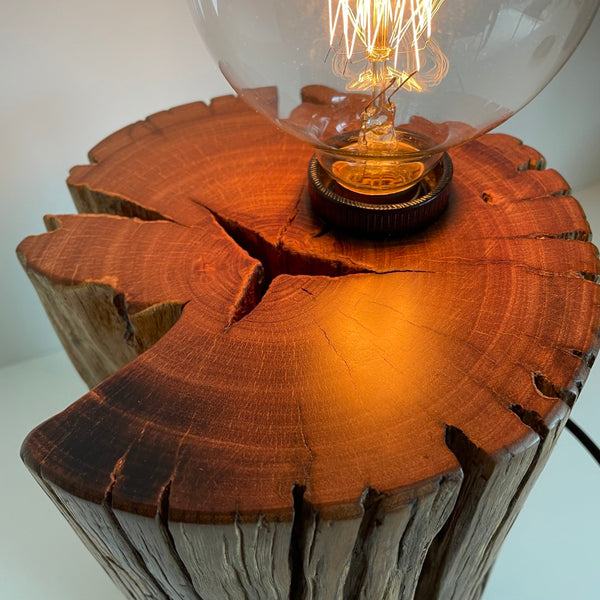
(566, 419, 600, 467)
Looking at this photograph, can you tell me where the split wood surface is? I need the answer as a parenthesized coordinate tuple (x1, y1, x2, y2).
(17, 94, 600, 600)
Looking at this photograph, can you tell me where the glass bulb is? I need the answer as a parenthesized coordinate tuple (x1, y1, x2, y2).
(190, 0, 598, 197)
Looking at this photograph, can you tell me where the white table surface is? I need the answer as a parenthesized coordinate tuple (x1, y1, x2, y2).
(2, 184, 600, 600)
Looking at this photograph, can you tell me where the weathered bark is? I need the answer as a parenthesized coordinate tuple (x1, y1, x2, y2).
(17, 95, 600, 600)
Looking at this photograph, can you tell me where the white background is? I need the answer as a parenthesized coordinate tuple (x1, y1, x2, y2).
(1, 1, 600, 599)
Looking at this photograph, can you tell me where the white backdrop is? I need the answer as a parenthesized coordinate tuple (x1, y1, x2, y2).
(1, 1, 599, 366)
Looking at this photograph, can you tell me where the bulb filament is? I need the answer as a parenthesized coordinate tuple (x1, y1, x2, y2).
(329, 0, 444, 74)
(326, 0, 448, 194)
(328, 0, 447, 126)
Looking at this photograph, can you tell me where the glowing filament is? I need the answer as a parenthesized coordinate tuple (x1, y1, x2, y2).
(325, 0, 448, 195)
(328, 0, 447, 90)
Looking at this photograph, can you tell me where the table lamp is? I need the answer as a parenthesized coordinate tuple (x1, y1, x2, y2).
(14, 4, 600, 599)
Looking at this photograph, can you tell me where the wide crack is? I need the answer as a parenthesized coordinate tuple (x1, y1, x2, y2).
(192, 201, 380, 329)
(103, 476, 171, 599)
(415, 426, 496, 600)
(204, 205, 365, 281)
(532, 372, 577, 407)
(158, 481, 205, 600)
(342, 487, 385, 600)
(516, 156, 547, 171)
(289, 485, 309, 600)
(415, 420, 535, 600)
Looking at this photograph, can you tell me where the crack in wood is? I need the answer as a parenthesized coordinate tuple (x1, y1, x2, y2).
(532, 372, 577, 407)
(575, 270, 600, 285)
(317, 325, 353, 378)
(289, 485, 309, 600)
(415, 426, 510, 600)
(395, 500, 418, 569)
(342, 487, 385, 600)
(103, 478, 171, 599)
(455, 402, 570, 599)
(158, 481, 205, 600)
(490, 189, 573, 204)
(226, 263, 265, 327)
(188, 198, 362, 328)
(70, 184, 171, 223)
(295, 395, 314, 485)
(384, 499, 418, 599)
(527, 230, 590, 241)
(220, 533, 246, 598)
(189, 196, 369, 281)
(516, 156, 547, 171)
(277, 183, 305, 242)
(508, 405, 551, 438)
(113, 292, 135, 345)
(570, 348, 597, 369)
(231, 516, 255, 595)
(464, 404, 555, 594)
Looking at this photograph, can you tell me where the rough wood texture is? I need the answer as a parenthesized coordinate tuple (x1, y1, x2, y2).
(17, 94, 600, 600)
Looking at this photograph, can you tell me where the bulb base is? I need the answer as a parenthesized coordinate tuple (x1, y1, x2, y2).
(308, 153, 452, 236)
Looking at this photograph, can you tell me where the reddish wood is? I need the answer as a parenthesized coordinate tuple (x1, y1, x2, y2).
(17, 94, 600, 600)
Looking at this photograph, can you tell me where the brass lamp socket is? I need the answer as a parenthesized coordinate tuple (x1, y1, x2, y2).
(308, 153, 453, 237)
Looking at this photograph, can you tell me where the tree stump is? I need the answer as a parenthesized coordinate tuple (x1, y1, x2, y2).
(17, 95, 600, 600)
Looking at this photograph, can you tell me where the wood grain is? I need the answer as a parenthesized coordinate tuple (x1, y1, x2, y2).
(17, 95, 600, 600)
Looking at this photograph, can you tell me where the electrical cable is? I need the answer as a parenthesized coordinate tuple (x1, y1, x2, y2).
(566, 419, 600, 467)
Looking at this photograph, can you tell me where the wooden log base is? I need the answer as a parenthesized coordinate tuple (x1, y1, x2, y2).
(17, 94, 600, 600)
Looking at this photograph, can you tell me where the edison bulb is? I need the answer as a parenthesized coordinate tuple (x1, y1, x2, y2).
(189, 0, 598, 227)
